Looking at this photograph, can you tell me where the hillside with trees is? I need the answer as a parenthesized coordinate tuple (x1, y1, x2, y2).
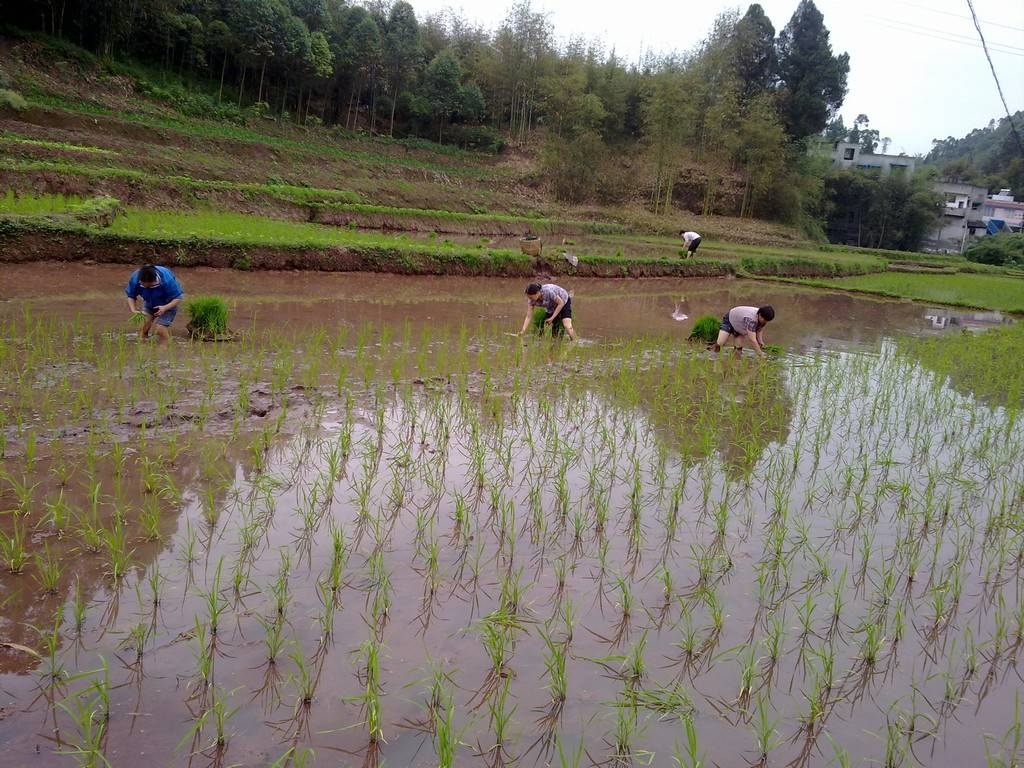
(1, 0, 850, 233)
(926, 111, 1024, 197)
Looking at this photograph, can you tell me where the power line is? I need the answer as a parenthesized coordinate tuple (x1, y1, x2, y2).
(867, 15, 1024, 54)
(891, 0, 1024, 34)
(965, 0, 1024, 155)
(867, 17, 1024, 57)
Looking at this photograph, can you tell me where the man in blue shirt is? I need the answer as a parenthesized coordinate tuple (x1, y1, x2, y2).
(124, 264, 184, 344)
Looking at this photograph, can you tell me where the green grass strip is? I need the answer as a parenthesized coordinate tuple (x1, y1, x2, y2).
(0, 157, 361, 204)
(790, 271, 1024, 314)
(0, 133, 118, 155)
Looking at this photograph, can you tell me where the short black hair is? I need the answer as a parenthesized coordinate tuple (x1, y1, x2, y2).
(526, 283, 542, 295)
(758, 305, 775, 322)
(139, 265, 158, 284)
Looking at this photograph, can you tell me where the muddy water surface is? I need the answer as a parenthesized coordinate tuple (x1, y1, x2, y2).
(0, 263, 1020, 768)
(0, 262, 1011, 347)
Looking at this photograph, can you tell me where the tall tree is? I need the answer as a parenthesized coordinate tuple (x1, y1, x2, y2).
(415, 49, 463, 141)
(731, 4, 775, 99)
(383, 1, 422, 136)
(343, 13, 382, 129)
(643, 60, 693, 214)
(775, 0, 848, 140)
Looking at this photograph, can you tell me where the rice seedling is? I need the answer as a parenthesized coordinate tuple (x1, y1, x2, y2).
(200, 558, 229, 636)
(673, 715, 705, 768)
(70, 578, 88, 635)
(102, 520, 134, 581)
(56, 687, 110, 768)
(34, 542, 62, 593)
(1, 518, 29, 573)
(354, 635, 385, 746)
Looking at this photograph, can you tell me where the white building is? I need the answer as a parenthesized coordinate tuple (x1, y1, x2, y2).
(926, 181, 988, 253)
(829, 141, 917, 176)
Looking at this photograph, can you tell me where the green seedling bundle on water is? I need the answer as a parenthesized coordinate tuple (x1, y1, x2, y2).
(0, 308, 1022, 767)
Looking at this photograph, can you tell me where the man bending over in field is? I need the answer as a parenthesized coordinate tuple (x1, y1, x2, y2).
(679, 230, 703, 258)
(125, 264, 184, 345)
(519, 282, 577, 341)
(713, 305, 774, 357)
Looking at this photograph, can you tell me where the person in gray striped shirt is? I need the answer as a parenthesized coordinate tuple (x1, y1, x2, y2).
(713, 305, 774, 356)
(518, 282, 577, 340)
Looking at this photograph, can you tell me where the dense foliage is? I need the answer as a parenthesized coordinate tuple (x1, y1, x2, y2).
(823, 168, 941, 252)
(3, 0, 850, 225)
(926, 111, 1024, 196)
(965, 233, 1024, 268)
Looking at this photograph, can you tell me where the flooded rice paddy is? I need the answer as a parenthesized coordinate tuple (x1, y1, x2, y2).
(0, 265, 1021, 767)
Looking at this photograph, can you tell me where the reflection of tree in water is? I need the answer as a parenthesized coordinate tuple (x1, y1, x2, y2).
(0, 437, 250, 675)
(898, 326, 1024, 409)
(579, 349, 792, 475)
(714, 362, 792, 476)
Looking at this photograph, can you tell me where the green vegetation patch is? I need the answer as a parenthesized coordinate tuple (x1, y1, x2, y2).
(899, 322, 1024, 408)
(0, 88, 28, 111)
(185, 295, 230, 336)
(739, 254, 885, 278)
(812, 272, 1024, 314)
(0, 157, 361, 205)
(0, 133, 118, 155)
(0, 190, 121, 225)
(689, 315, 721, 343)
(965, 234, 1024, 268)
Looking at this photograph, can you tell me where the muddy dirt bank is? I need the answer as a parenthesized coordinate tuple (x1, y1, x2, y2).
(0, 229, 732, 278)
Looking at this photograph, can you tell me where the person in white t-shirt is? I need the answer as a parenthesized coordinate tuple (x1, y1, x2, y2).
(679, 230, 702, 258)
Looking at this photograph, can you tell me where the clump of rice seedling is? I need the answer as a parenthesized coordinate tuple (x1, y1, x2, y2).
(530, 307, 554, 337)
(689, 315, 720, 344)
(185, 296, 230, 338)
(0, 89, 28, 111)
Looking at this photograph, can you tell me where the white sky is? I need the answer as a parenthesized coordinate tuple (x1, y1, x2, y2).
(412, 0, 1024, 156)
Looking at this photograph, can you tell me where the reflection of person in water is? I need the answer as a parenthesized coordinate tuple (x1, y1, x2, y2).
(671, 297, 689, 321)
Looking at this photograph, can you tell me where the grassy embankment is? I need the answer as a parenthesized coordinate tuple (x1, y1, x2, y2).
(0, 197, 736, 277)
(799, 272, 1024, 314)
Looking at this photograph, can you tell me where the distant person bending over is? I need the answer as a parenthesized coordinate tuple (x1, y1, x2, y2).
(713, 305, 774, 357)
(125, 264, 184, 345)
(680, 230, 702, 258)
(519, 282, 577, 341)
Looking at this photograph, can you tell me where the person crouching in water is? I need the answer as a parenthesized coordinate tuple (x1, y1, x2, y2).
(713, 305, 774, 357)
(519, 282, 577, 340)
(125, 264, 184, 344)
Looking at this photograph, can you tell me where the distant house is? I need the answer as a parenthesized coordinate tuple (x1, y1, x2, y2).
(823, 142, 1020, 252)
(925, 181, 988, 253)
(829, 141, 917, 176)
(980, 189, 1024, 232)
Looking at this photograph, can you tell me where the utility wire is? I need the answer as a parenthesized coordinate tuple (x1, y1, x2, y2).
(868, 17, 1024, 57)
(965, 0, 1024, 155)
(868, 15, 1024, 54)
(891, 0, 1024, 34)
